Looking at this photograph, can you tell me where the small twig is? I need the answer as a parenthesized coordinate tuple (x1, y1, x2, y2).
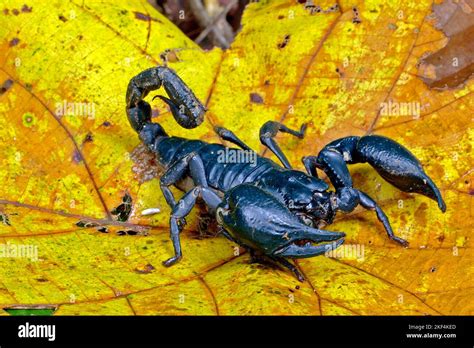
(189, 0, 235, 49)
(194, 0, 237, 47)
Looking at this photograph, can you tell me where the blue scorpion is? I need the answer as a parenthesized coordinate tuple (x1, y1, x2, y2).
(126, 66, 446, 281)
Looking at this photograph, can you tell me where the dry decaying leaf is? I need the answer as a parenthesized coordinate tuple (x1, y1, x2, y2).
(418, 0, 474, 89)
(0, 0, 472, 315)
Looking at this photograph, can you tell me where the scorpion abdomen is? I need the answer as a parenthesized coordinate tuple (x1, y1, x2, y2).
(153, 137, 280, 193)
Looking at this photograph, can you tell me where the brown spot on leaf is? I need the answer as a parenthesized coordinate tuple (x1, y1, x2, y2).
(160, 49, 181, 64)
(58, 14, 67, 22)
(9, 38, 20, 46)
(72, 149, 82, 163)
(352, 7, 362, 24)
(0, 79, 13, 95)
(388, 23, 397, 30)
(76, 220, 99, 228)
(278, 34, 291, 49)
(135, 263, 155, 274)
(414, 202, 428, 227)
(418, 0, 474, 89)
(305, 3, 339, 15)
(250, 92, 264, 104)
(12, 9, 19, 15)
(83, 132, 93, 143)
(111, 193, 133, 222)
(21, 4, 32, 13)
(0, 212, 11, 226)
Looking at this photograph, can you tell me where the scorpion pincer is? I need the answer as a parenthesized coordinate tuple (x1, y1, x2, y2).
(126, 66, 446, 281)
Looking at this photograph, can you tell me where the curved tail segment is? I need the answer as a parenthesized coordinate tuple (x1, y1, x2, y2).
(126, 66, 206, 134)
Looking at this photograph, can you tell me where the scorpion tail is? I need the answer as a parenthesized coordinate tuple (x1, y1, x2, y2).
(126, 66, 205, 134)
(127, 100, 152, 133)
(126, 99, 168, 148)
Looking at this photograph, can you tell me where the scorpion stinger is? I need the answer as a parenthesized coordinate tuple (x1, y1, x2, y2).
(304, 135, 446, 246)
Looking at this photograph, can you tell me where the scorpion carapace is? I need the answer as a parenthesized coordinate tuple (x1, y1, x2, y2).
(126, 66, 446, 281)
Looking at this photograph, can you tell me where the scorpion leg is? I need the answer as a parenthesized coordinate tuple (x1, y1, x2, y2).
(214, 126, 253, 151)
(250, 250, 305, 282)
(159, 152, 222, 266)
(259, 121, 307, 169)
(248, 249, 266, 263)
(269, 257, 305, 282)
(160, 152, 213, 227)
(164, 185, 222, 266)
(357, 190, 408, 246)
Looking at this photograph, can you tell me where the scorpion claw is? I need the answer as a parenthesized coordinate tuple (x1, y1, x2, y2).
(321, 135, 446, 212)
(219, 184, 346, 263)
(355, 135, 446, 212)
(275, 236, 345, 258)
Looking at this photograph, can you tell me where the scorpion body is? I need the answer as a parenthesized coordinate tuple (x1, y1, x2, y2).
(126, 66, 446, 281)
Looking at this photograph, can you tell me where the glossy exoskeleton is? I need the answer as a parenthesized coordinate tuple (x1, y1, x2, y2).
(126, 66, 446, 281)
